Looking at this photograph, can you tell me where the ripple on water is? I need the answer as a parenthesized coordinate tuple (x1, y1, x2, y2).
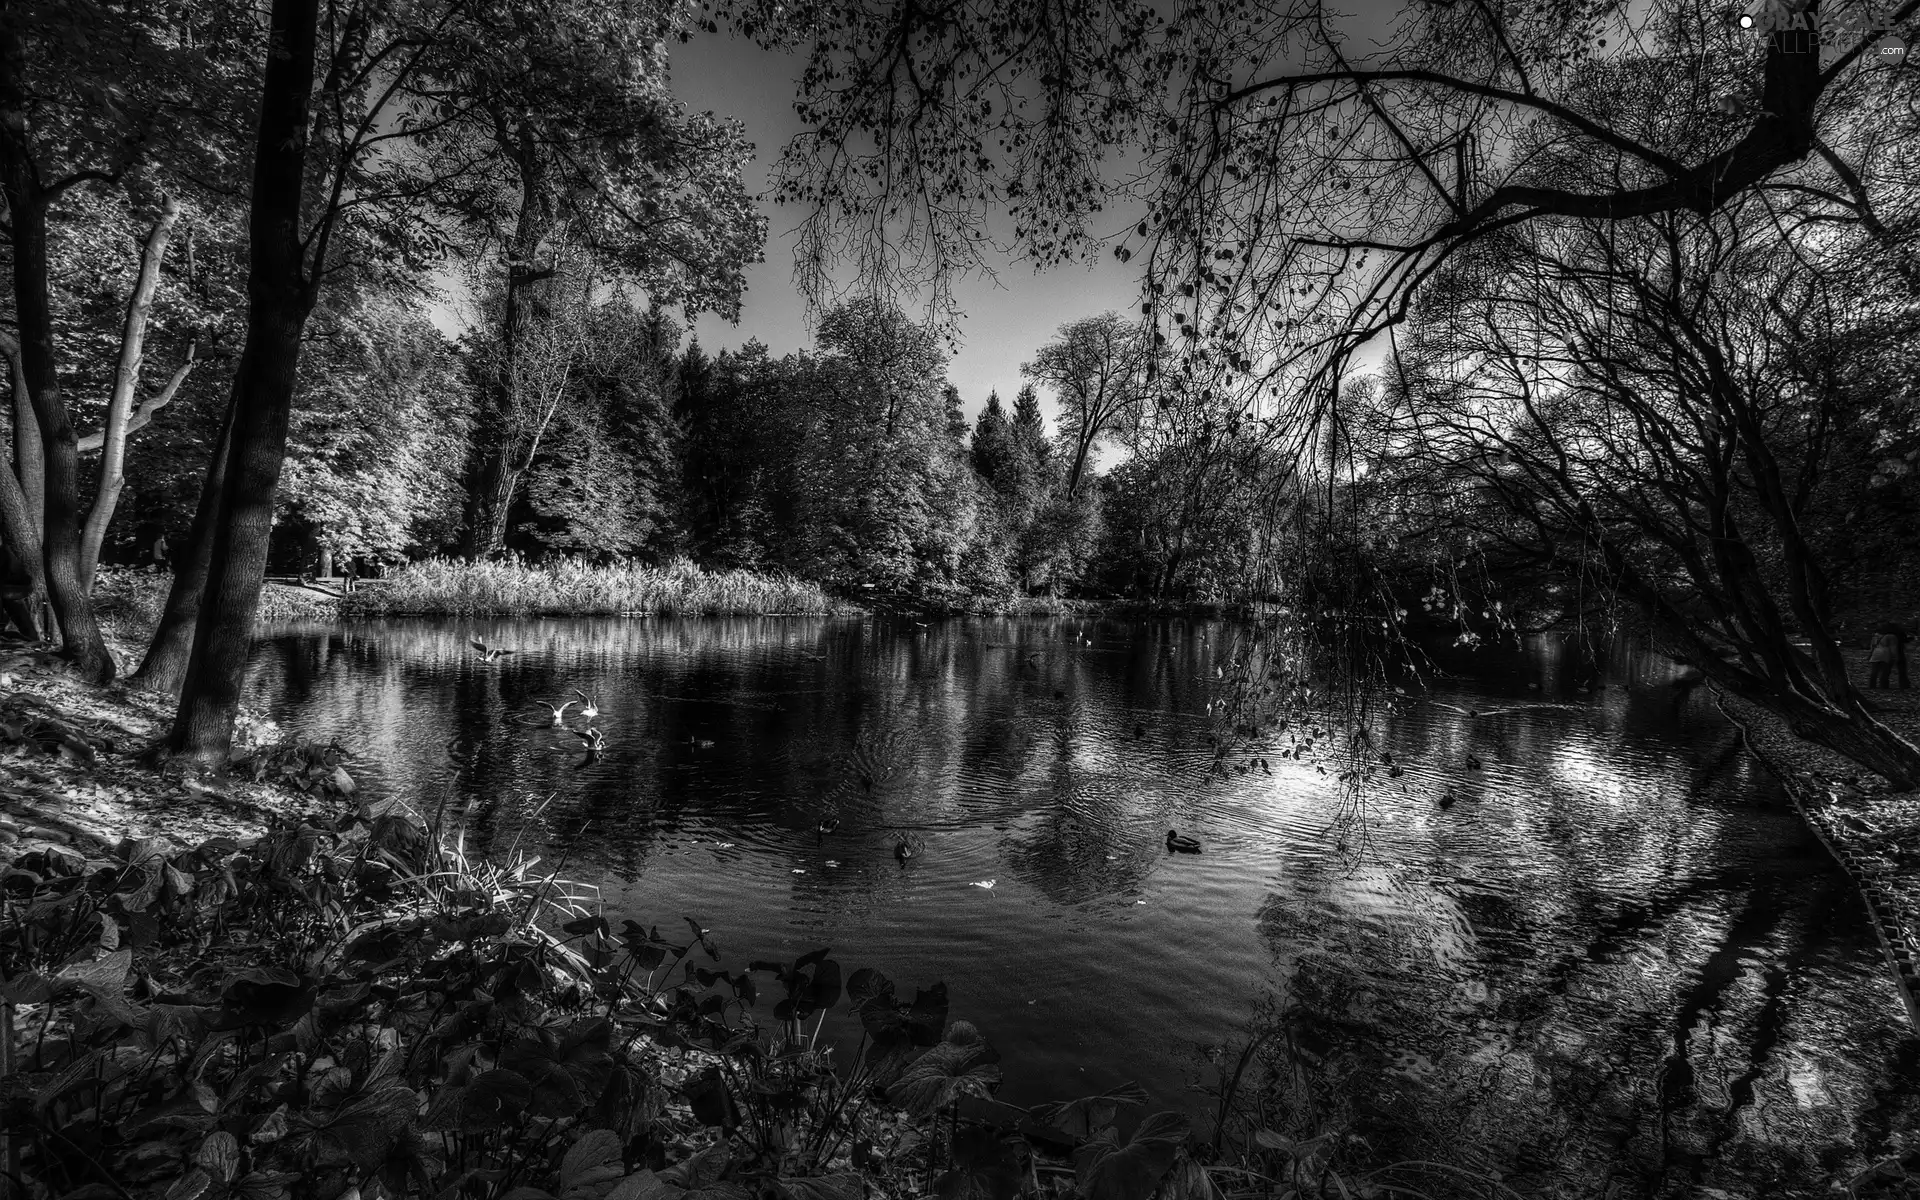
(246, 618, 1918, 1194)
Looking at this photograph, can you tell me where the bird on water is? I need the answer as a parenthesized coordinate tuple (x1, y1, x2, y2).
(1166, 829, 1202, 853)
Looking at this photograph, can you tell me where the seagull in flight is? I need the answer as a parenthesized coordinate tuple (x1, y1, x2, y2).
(534, 699, 578, 726)
(572, 689, 600, 720)
(470, 638, 516, 662)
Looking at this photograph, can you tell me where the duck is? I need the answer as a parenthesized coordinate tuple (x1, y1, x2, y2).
(535, 699, 577, 726)
(572, 688, 600, 720)
(816, 817, 841, 837)
(1166, 829, 1202, 854)
(470, 638, 516, 662)
(1134, 723, 1146, 740)
(1465, 753, 1483, 770)
(895, 839, 915, 863)
(1438, 790, 1458, 810)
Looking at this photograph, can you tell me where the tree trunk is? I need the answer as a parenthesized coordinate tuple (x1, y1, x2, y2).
(130, 398, 233, 694)
(79, 197, 187, 592)
(1784, 705, 1920, 793)
(461, 127, 548, 559)
(0, 36, 114, 681)
(6, 336, 42, 539)
(0, 421, 46, 638)
(168, 0, 319, 765)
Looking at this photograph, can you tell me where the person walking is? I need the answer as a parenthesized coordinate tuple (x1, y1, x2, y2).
(1891, 622, 1912, 689)
(1869, 626, 1901, 688)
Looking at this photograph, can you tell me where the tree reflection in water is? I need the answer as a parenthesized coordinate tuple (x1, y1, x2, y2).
(243, 617, 1918, 1195)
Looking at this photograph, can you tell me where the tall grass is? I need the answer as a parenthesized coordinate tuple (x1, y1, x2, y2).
(340, 555, 845, 617)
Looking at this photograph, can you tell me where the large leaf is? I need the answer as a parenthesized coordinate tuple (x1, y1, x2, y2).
(906, 983, 949, 1046)
(216, 967, 315, 1030)
(460, 1068, 535, 1131)
(774, 951, 843, 1022)
(560, 1128, 628, 1200)
(314, 1084, 419, 1169)
(501, 1017, 615, 1117)
(53, 948, 140, 1027)
(934, 1127, 1023, 1200)
(682, 1065, 740, 1129)
(1073, 1111, 1192, 1200)
(661, 1141, 753, 1200)
(1027, 1082, 1148, 1141)
(887, 1027, 1002, 1117)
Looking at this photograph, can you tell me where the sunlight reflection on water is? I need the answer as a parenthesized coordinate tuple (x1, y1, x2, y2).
(244, 617, 1917, 1196)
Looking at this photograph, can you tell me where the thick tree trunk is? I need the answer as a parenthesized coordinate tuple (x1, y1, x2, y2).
(79, 197, 187, 591)
(1787, 707, 1920, 793)
(168, 0, 319, 764)
(0, 71, 115, 681)
(0, 418, 46, 638)
(461, 130, 547, 559)
(129, 399, 233, 694)
(6, 337, 42, 539)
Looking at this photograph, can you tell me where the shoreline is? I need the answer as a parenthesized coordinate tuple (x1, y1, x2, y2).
(1708, 664, 1920, 1191)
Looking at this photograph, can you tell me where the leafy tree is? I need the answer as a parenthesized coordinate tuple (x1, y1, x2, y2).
(429, 0, 766, 557)
(277, 302, 472, 567)
(677, 339, 784, 568)
(130, 0, 764, 764)
(968, 389, 1049, 594)
(514, 299, 686, 558)
(0, 0, 238, 678)
(1021, 313, 1149, 498)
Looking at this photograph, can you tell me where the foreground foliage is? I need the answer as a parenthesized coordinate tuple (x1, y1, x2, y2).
(0, 764, 1536, 1200)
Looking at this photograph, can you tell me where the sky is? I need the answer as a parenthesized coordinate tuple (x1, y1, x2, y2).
(666, 32, 1145, 424)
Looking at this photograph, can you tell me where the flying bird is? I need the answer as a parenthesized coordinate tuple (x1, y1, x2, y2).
(534, 699, 577, 726)
(470, 638, 515, 662)
(572, 689, 600, 720)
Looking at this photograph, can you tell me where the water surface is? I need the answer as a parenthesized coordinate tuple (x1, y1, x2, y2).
(243, 617, 1918, 1197)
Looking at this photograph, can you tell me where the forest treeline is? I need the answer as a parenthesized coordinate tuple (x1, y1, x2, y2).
(5, 0, 1920, 787)
(51, 265, 1280, 609)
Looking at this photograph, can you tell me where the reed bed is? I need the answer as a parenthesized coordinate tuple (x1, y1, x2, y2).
(339, 554, 845, 617)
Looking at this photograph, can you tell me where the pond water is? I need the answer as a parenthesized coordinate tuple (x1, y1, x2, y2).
(243, 617, 1918, 1197)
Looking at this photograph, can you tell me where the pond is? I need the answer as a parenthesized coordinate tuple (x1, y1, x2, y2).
(243, 616, 1918, 1197)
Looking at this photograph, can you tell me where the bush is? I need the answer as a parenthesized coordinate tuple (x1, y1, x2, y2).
(340, 557, 844, 618)
(0, 796, 914, 1200)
